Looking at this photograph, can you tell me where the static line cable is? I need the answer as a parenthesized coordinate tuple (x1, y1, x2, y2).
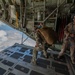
(21, 32, 33, 44)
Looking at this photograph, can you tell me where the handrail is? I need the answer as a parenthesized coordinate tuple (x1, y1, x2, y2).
(43, 0, 66, 23)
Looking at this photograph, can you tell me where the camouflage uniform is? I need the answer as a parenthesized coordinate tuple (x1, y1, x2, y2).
(32, 26, 47, 64)
(58, 22, 75, 64)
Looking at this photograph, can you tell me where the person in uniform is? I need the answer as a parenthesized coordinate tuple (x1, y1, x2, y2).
(58, 14, 75, 64)
(31, 23, 47, 64)
(32, 22, 58, 64)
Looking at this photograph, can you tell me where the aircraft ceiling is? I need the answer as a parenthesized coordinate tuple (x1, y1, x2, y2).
(0, 0, 74, 40)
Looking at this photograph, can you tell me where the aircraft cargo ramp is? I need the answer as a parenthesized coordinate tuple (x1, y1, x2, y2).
(0, 43, 74, 75)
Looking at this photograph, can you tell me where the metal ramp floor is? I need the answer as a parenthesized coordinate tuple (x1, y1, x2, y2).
(0, 43, 74, 75)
